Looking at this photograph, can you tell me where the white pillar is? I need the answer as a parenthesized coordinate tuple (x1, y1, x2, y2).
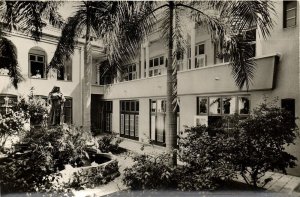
(191, 23, 196, 69)
(145, 41, 150, 78)
(96, 64, 100, 85)
(183, 33, 188, 70)
(140, 44, 145, 78)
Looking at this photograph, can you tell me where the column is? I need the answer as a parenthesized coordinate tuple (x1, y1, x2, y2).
(191, 23, 196, 69)
(96, 64, 100, 85)
(136, 56, 140, 79)
(140, 44, 145, 78)
(183, 33, 188, 70)
(114, 69, 121, 83)
(145, 41, 150, 78)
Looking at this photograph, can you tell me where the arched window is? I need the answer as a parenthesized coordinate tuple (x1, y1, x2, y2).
(28, 47, 47, 79)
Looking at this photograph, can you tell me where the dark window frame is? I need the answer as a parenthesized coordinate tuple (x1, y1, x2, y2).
(57, 58, 72, 81)
(120, 100, 139, 140)
(29, 52, 46, 79)
(63, 97, 73, 124)
(283, 1, 297, 28)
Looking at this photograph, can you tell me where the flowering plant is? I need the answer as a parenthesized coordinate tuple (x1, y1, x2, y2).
(16, 96, 49, 126)
(0, 109, 27, 151)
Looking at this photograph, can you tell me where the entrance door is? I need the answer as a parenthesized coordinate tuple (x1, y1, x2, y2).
(91, 96, 112, 134)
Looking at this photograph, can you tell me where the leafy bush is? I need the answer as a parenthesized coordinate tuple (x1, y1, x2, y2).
(178, 125, 236, 190)
(98, 133, 123, 153)
(15, 96, 49, 126)
(123, 154, 178, 190)
(229, 101, 299, 187)
(0, 109, 27, 151)
(0, 124, 97, 193)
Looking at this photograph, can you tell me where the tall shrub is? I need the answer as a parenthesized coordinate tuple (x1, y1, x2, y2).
(178, 126, 236, 190)
(230, 101, 298, 187)
(123, 154, 178, 190)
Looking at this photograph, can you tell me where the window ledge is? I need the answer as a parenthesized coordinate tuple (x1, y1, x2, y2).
(57, 79, 72, 82)
(29, 77, 47, 80)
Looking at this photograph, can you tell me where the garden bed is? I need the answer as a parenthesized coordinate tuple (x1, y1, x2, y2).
(54, 153, 120, 190)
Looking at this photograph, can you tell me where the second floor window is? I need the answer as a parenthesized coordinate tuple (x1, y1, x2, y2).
(149, 56, 164, 77)
(57, 58, 72, 81)
(123, 63, 137, 81)
(188, 43, 206, 69)
(29, 53, 46, 79)
(284, 1, 297, 28)
(245, 29, 256, 58)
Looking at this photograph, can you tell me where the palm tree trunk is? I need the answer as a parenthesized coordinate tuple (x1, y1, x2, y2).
(83, 8, 92, 129)
(166, 1, 177, 166)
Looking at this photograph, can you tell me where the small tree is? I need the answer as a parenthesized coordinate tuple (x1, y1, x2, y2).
(178, 126, 236, 190)
(231, 100, 299, 188)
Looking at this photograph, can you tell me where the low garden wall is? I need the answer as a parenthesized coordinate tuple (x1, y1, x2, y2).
(56, 153, 120, 190)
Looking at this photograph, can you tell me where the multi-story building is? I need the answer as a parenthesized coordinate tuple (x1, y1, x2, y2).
(0, 1, 299, 175)
(0, 25, 104, 126)
(90, 1, 300, 175)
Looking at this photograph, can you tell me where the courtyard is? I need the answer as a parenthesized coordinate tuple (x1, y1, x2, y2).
(0, 0, 299, 196)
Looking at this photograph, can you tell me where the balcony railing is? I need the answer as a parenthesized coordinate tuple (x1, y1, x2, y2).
(102, 54, 279, 99)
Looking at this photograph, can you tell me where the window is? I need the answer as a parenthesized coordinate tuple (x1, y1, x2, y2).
(123, 63, 137, 81)
(188, 43, 206, 69)
(29, 48, 47, 79)
(63, 97, 72, 124)
(245, 29, 256, 58)
(176, 51, 184, 71)
(99, 66, 113, 85)
(103, 101, 113, 132)
(148, 56, 164, 77)
(197, 95, 250, 127)
(150, 99, 180, 146)
(120, 100, 139, 140)
(0, 95, 17, 115)
(214, 44, 230, 64)
(238, 96, 250, 115)
(57, 58, 72, 81)
(284, 1, 297, 28)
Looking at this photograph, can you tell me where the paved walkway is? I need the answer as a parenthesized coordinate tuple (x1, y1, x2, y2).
(235, 171, 300, 196)
(72, 139, 300, 196)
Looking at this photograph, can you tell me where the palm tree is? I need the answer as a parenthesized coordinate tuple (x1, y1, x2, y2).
(110, 1, 274, 165)
(49, 1, 155, 128)
(0, 1, 63, 88)
(49, 1, 274, 165)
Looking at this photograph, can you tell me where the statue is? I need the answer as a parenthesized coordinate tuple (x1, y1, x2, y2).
(48, 86, 65, 126)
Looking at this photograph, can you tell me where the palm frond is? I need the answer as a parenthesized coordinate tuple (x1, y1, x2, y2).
(0, 37, 23, 89)
(225, 34, 256, 89)
(49, 9, 85, 70)
(102, 1, 157, 74)
(227, 0, 275, 38)
(40, 1, 64, 28)
(9, 1, 64, 41)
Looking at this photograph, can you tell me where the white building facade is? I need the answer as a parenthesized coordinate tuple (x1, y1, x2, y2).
(0, 1, 299, 175)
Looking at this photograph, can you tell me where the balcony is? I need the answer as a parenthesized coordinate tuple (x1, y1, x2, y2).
(178, 54, 279, 95)
(103, 54, 279, 99)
